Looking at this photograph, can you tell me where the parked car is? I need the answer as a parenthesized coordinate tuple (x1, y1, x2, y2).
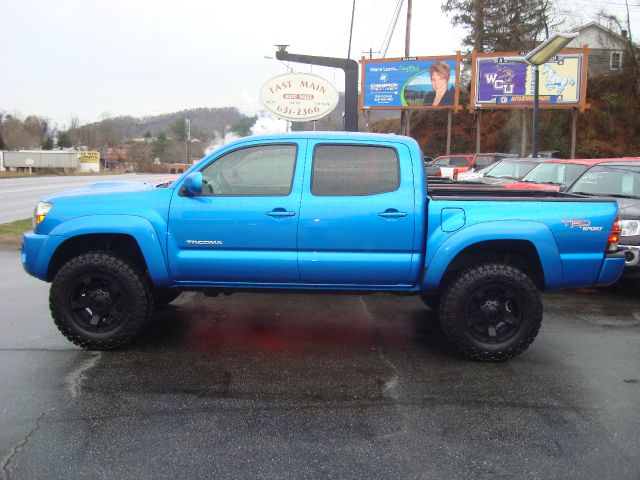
(502, 157, 640, 192)
(426, 152, 517, 177)
(567, 161, 640, 278)
(470, 158, 545, 186)
(21, 132, 624, 361)
(457, 161, 504, 181)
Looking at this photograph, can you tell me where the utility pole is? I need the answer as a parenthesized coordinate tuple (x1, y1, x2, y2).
(400, 0, 412, 136)
(185, 113, 191, 163)
(362, 48, 380, 130)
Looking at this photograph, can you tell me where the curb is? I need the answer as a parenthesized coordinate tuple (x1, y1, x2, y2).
(0, 234, 22, 251)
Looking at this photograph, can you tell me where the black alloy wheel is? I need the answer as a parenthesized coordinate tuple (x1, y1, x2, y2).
(50, 251, 152, 349)
(464, 285, 522, 344)
(439, 263, 543, 361)
(68, 272, 127, 332)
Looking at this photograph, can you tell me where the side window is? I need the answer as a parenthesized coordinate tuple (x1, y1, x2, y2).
(201, 144, 297, 196)
(312, 145, 399, 196)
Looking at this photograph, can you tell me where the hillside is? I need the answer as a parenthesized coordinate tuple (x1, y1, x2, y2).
(73, 107, 244, 146)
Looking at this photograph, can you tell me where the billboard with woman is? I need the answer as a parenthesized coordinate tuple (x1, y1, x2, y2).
(360, 54, 461, 112)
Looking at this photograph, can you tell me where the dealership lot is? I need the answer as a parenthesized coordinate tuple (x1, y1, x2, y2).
(1, 248, 638, 479)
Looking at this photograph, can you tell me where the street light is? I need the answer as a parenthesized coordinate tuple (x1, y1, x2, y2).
(524, 32, 578, 158)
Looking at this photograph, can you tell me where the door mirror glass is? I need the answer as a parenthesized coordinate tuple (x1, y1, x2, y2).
(182, 172, 203, 196)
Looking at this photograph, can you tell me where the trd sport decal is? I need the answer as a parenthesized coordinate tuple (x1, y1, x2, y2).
(561, 219, 604, 232)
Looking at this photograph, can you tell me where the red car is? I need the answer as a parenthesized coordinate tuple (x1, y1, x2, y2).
(503, 157, 640, 191)
(426, 153, 517, 177)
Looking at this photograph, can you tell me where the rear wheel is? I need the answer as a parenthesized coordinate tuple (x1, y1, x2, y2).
(50, 251, 152, 349)
(439, 263, 542, 361)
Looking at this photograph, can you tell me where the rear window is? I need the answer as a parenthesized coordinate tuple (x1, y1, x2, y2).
(312, 145, 400, 196)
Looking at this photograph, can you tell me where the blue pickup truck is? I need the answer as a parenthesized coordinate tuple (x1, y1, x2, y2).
(22, 133, 625, 361)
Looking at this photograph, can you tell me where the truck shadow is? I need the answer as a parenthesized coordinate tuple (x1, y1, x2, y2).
(134, 292, 452, 358)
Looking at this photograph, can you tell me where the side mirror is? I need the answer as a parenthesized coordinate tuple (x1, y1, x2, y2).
(182, 172, 203, 196)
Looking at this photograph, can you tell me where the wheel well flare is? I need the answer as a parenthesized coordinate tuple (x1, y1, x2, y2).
(47, 234, 147, 281)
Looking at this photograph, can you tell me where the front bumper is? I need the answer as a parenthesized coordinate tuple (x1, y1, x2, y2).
(619, 244, 640, 277)
(21, 232, 66, 281)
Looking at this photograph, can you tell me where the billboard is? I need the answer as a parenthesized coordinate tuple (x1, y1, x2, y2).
(360, 55, 461, 112)
(471, 49, 588, 110)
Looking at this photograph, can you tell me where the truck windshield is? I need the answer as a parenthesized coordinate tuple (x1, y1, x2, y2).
(434, 157, 470, 167)
(485, 160, 537, 180)
(568, 165, 640, 197)
(521, 163, 587, 186)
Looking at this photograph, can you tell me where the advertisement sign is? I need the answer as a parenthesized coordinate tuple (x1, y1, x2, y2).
(360, 55, 461, 111)
(260, 73, 339, 122)
(79, 151, 99, 163)
(472, 50, 587, 109)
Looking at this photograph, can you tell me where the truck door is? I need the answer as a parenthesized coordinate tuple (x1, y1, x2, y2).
(167, 142, 304, 283)
(297, 141, 417, 285)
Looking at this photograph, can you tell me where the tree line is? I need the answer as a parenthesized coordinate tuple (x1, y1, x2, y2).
(0, 109, 258, 166)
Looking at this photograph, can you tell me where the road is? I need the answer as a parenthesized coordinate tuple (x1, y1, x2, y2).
(1, 246, 638, 479)
(0, 174, 174, 224)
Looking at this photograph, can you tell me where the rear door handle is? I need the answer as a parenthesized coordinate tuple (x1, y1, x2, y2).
(378, 209, 407, 219)
(266, 208, 295, 217)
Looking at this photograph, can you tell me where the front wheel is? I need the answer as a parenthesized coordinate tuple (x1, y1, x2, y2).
(439, 263, 543, 362)
(50, 251, 153, 350)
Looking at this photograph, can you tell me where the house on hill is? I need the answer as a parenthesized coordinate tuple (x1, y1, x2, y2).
(567, 21, 637, 76)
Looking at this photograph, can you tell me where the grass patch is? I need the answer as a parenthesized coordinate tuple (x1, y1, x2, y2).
(0, 218, 32, 234)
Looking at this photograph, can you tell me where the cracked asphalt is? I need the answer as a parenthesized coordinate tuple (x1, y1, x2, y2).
(1, 247, 639, 479)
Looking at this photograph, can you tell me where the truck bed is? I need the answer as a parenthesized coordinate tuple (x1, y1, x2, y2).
(428, 184, 607, 201)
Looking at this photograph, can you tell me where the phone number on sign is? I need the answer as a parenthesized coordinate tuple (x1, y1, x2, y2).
(276, 105, 321, 116)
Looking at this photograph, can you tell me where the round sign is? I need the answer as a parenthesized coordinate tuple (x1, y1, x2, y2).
(260, 73, 339, 122)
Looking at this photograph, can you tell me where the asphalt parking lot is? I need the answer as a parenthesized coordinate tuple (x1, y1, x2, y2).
(1, 247, 639, 480)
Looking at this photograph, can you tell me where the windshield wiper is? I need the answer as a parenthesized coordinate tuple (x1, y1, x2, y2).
(156, 182, 172, 188)
(603, 193, 640, 199)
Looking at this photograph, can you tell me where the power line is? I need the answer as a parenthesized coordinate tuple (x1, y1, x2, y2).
(379, 0, 404, 57)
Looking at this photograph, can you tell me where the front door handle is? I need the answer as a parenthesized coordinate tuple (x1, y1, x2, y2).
(378, 209, 407, 219)
(266, 208, 295, 217)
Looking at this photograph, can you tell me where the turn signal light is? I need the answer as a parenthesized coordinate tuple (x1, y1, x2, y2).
(33, 201, 53, 228)
(607, 215, 621, 253)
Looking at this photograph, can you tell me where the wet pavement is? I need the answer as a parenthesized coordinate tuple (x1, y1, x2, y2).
(1, 248, 639, 479)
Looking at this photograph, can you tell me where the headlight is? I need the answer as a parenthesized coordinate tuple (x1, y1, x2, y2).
(33, 201, 53, 228)
(620, 219, 640, 237)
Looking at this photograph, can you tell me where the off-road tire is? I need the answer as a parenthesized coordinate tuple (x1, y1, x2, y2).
(50, 251, 153, 350)
(439, 263, 542, 362)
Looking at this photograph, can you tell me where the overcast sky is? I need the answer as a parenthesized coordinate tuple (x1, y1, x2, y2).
(1, 0, 636, 128)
